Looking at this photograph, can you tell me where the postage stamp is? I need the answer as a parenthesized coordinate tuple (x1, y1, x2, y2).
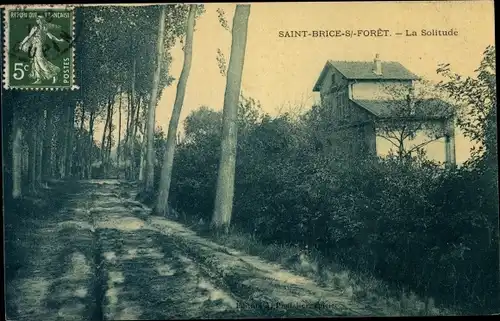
(3, 6, 76, 90)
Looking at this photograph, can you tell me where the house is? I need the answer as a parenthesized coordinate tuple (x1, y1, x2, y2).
(312, 54, 456, 165)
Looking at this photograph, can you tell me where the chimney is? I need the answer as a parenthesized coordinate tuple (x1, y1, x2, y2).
(373, 54, 382, 75)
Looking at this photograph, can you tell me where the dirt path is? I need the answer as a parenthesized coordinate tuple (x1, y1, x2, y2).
(5, 181, 100, 321)
(6, 179, 388, 320)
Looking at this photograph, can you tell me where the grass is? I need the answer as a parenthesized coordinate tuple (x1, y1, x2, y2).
(166, 212, 455, 317)
(137, 186, 463, 316)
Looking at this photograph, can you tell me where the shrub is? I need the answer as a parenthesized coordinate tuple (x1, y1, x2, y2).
(163, 104, 498, 314)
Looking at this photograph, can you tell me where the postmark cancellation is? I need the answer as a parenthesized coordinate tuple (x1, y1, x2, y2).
(3, 6, 76, 90)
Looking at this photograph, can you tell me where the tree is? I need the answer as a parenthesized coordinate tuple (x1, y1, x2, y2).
(35, 107, 45, 186)
(437, 45, 497, 167)
(184, 106, 223, 145)
(127, 59, 137, 179)
(117, 91, 123, 172)
(12, 108, 23, 199)
(106, 96, 115, 174)
(155, 4, 197, 215)
(87, 107, 96, 178)
(144, 7, 166, 192)
(42, 106, 54, 181)
(212, 4, 251, 232)
(374, 81, 455, 162)
(100, 96, 113, 171)
(129, 94, 142, 179)
(437, 45, 498, 304)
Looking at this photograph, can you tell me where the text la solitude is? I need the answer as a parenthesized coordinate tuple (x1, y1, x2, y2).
(407, 29, 458, 36)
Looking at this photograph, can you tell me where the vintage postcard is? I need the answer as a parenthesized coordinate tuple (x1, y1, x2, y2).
(2, 1, 497, 320)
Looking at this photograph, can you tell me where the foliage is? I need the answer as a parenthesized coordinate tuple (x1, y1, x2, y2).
(216, 48, 228, 77)
(160, 47, 498, 314)
(437, 45, 497, 166)
(215, 7, 230, 77)
(216, 8, 231, 32)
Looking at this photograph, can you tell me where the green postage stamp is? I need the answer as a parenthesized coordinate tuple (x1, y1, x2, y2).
(3, 6, 76, 90)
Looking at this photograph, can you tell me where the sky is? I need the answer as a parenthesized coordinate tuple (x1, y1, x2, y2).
(102, 1, 495, 164)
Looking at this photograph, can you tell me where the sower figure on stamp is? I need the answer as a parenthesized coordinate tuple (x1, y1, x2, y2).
(19, 15, 65, 84)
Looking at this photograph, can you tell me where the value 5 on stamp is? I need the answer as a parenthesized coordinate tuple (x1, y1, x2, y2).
(4, 7, 75, 90)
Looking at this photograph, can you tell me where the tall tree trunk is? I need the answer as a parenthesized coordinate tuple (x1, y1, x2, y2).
(106, 97, 114, 175)
(125, 90, 132, 165)
(138, 117, 147, 182)
(101, 98, 112, 172)
(80, 105, 86, 131)
(12, 112, 23, 199)
(145, 7, 166, 191)
(42, 107, 54, 181)
(87, 109, 96, 179)
(130, 95, 142, 179)
(156, 4, 196, 215)
(28, 125, 37, 193)
(117, 92, 122, 174)
(36, 108, 46, 187)
(139, 131, 146, 182)
(65, 102, 76, 178)
(128, 60, 137, 180)
(59, 106, 69, 178)
(79, 104, 86, 178)
(212, 5, 251, 232)
(132, 96, 141, 148)
(22, 141, 29, 181)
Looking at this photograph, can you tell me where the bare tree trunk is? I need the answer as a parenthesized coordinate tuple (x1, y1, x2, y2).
(12, 112, 23, 199)
(132, 96, 141, 148)
(22, 141, 29, 180)
(42, 107, 53, 181)
(65, 102, 76, 177)
(101, 98, 112, 174)
(212, 5, 251, 232)
(117, 91, 122, 174)
(138, 116, 147, 182)
(125, 90, 131, 165)
(130, 95, 142, 179)
(36, 108, 45, 187)
(106, 97, 114, 175)
(59, 105, 69, 178)
(28, 126, 37, 193)
(128, 60, 137, 180)
(87, 109, 96, 179)
(145, 7, 166, 191)
(79, 104, 86, 178)
(139, 131, 146, 182)
(80, 105, 86, 132)
(156, 4, 196, 215)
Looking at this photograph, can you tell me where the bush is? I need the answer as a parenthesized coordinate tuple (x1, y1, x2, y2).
(163, 103, 498, 314)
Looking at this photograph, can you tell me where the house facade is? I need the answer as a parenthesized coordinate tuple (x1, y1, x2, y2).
(312, 54, 456, 165)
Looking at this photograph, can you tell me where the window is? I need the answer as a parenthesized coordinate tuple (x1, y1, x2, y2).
(337, 90, 348, 119)
(330, 73, 338, 92)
